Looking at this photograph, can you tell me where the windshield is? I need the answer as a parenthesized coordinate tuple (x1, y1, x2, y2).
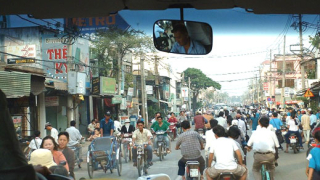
(0, 7, 318, 180)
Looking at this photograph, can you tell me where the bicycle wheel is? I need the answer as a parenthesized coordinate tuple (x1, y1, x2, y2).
(137, 157, 143, 177)
(87, 156, 94, 179)
(129, 146, 132, 161)
(117, 148, 122, 176)
(124, 144, 128, 163)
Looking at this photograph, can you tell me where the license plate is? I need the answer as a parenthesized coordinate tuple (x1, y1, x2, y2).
(190, 169, 199, 177)
(290, 139, 296, 143)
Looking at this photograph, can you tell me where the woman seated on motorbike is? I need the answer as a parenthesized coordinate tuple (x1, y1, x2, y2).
(57, 132, 75, 179)
(40, 136, 69, 172)
(284, 114, 303, 153)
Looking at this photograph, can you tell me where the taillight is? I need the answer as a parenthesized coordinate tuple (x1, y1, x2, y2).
(290, 136, 295, 139)
(223, 177, 231, 180)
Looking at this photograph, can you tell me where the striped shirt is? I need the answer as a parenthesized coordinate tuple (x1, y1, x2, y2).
(176, 129, 204, 159)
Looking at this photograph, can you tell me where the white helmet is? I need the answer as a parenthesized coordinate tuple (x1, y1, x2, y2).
(223, 106, 228, 110)
(249, 106, 253, 110)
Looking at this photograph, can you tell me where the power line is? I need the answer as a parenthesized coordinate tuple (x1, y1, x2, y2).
(207, 70, 258, 76)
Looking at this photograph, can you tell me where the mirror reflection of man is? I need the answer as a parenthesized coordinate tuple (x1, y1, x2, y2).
(171, 24, 206, 55)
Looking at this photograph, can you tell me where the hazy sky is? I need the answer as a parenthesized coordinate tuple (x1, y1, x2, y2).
(120, 9, 319, 96)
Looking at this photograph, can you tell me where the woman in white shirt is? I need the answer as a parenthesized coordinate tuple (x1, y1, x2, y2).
(284, 114, 303, 153)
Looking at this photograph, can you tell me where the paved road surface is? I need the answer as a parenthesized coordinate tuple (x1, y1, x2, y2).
(74, 130, 309, 180)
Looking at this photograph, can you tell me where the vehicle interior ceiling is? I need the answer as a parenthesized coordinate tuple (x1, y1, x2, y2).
(1, 0, 319, 19)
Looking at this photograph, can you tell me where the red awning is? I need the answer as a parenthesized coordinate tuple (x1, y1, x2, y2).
(104, 98, 115, 107)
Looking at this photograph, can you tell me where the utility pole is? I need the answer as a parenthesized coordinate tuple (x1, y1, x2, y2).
(188, 77, 191, 115)
(117, 52, 122, 95)
(299, 14, 306, 90)
(281, 36, 286, 109)
(140, 56, 148, 127)
(258, 68, 261, 104)
(255, 74, 258, 105)
(66, 37, 74, 126)
(269, 49, 272, 98)
(154, 56, 160, 108)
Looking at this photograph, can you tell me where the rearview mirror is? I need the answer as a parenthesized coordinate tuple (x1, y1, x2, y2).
(153, 20, 212, 55)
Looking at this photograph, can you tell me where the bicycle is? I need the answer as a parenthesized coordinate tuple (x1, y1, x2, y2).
(260, 161, 271, 180)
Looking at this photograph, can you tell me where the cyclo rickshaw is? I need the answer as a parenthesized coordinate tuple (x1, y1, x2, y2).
(86, 136, 122, 179)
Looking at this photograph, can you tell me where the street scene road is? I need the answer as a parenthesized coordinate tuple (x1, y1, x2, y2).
(74, 129, 309, 180)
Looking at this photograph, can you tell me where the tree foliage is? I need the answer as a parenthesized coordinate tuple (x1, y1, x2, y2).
(183, 68, 221, 93)
(183, 68, 221, 114)
(309, 34, 320, 49)
(92, 27, 155, 79)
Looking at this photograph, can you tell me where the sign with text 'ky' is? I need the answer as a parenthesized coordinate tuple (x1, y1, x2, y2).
(64, 14, 130, 34)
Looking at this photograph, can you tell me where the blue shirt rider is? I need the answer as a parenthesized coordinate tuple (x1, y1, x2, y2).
(170, 23, 206, 55)
(100, 111, 114, 136)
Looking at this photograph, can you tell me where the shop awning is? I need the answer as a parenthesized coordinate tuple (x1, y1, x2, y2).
(0, 71, 31, 98)
(147, 96, 158, 103)
(0, 71, 46, 98)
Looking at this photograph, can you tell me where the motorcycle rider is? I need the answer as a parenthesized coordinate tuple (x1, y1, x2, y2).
(247, 116, 279, 180)
(132, 121, 153, 167)
(168, 112, 178, 139)
(206, 125, 247, 180)
(151, 116, 171, 154)
(121, 119, 135, 135)
(227, 126, 245, 164)
(176, 121, 205, 180)
(284, 114, 303, 152)
(216, 111, 227, 129)
(66, 120, 83, 162)
(194, 111, 206, 133)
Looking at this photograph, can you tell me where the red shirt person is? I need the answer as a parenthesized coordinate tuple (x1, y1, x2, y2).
(194, 112, 205, 131)
(168, 112, 178, 139)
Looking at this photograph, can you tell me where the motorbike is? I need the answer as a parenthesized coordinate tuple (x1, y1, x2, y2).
(168, 122, 176, 141)
(135, 143, 150, 177)
(197, 128, 206, 141)
(289, 133, 300, 154)
(122, 133, 132, 163)
(185, 161, 201, 180)
(154, 130, 168, 161)
(214, 172, 237, 180)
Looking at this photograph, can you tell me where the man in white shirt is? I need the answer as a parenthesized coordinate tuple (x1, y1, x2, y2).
(206, 125, 247, 180)
(45, 122, 59, 143)
(205, 119, 218, 164)
(113, 119, 122, 136)
(132, 121, 153, 167)
(216, 111, 227, 129)
(247, 116, 279, 180)
(66, 120, 83, 161)
(26, 130, 42, 158)
(233, 114, 247, 136)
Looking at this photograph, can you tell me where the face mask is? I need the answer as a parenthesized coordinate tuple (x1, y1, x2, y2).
(125, 123, 130, 128)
